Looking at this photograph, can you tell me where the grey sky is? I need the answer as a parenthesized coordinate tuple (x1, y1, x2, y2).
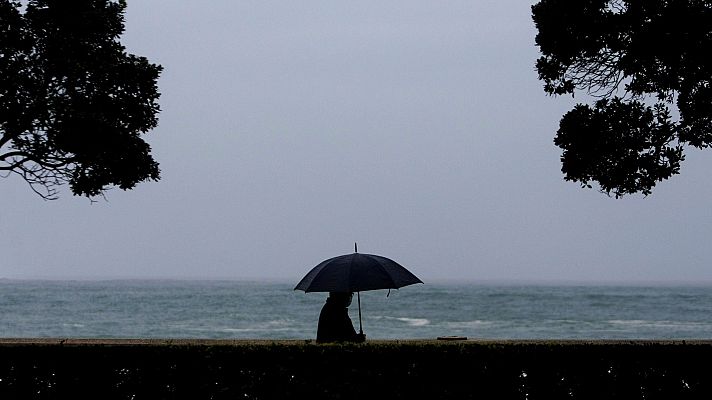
(3, 0, 712, 283)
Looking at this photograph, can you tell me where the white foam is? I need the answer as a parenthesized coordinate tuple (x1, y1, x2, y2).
(175, 319, 297, 333)
(608, 320, 712, 330)
(446, 320, 493, 328)
(220, 327, 295, 333)
(393, 317, 430, 327)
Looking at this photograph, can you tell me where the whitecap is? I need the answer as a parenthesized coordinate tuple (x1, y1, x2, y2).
(608, 320, 712, 330)
(371, 316, 430, 326)
(608, 319, 649, 326)
(174, 319, 298, 333)
(220, 327, 295, 333)
(391, 317, 430, 327)
(446, 320, 493, 329)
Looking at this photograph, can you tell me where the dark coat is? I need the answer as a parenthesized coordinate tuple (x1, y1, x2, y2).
(316, 297, 361, 343)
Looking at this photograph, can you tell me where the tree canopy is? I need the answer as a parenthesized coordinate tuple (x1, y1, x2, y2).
(0, 0, 162, 199)
(532, 0, 712, 197)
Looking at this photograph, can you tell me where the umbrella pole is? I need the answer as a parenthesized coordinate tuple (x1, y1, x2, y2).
(357, 291, 363, 334)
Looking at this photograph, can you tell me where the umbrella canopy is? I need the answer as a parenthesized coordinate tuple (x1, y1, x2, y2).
(294, 249, 423, 293)
(295, 246, 422, 337)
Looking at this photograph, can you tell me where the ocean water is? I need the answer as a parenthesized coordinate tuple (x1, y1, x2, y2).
(1, 280, 712, 340)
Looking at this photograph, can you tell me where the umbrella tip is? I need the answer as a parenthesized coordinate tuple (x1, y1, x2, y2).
(354, 242, 358, 253)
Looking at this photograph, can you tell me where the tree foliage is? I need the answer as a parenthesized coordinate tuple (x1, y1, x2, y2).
(0, 0, 162, 199)
(532, 0, 712, 197)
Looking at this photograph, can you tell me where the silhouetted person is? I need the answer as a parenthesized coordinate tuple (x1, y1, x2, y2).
(316, 292, 366, 343)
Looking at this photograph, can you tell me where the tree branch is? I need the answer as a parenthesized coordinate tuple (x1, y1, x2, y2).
(0, 150, 72, 169)
(0, 133, 13, 150)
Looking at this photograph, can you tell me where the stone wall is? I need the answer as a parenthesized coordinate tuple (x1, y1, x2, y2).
(1, 339, 710, 399)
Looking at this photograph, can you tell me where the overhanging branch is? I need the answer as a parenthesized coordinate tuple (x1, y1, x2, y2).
(1, 150, 73, 169)
(0, 133, 13, 149)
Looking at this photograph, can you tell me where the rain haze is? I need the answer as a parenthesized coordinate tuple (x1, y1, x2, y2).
(3, 0, 712, 284)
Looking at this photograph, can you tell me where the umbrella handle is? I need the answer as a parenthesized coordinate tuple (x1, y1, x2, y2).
(357, 291, 363, 335)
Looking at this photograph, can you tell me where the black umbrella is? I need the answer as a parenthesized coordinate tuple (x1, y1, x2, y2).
(295, 244, 423, 334)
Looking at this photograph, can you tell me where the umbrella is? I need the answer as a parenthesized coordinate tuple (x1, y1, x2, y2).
(295, 243, 423, 334)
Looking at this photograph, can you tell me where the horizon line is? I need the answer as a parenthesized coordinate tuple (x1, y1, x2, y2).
(3, 276, 712, 287)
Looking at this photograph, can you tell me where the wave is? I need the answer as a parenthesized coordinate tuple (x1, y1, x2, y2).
(445, 320, 494, 329)
(607, 320, 712, 330)
(174, 320, 298, 333)
(218, 327, 296, 333)
(61, 323, 86, 328)
(393, 317, 430, 327)
(372, 316, 430, 327)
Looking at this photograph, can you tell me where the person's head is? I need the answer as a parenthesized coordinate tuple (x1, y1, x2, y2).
(328, 292, 353, 307)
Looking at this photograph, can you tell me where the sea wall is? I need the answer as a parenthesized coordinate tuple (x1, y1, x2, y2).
(1, 339, 711, 399)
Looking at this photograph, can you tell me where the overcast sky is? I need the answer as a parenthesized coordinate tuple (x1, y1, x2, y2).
(3, 0, 712, 284)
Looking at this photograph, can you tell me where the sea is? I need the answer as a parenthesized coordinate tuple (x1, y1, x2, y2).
(2, 280, 712, 340)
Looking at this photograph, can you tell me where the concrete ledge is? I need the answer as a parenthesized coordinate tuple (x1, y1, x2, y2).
(2, 338, 712, 346)
(2, 339, 712, 399)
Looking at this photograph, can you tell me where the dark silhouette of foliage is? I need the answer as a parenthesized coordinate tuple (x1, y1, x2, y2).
(0, 0, 162, 199)
(532, 0, 712, 197)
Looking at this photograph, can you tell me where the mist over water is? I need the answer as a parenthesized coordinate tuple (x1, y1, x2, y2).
(2, 280, 711, 340)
